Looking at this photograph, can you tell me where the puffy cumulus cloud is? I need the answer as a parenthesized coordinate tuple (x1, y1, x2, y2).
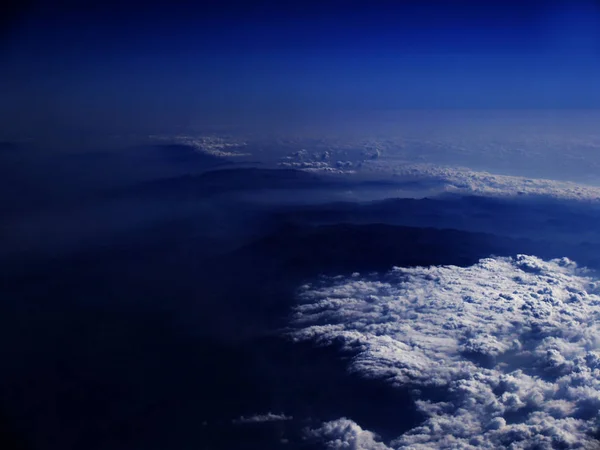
(306, 418, 392, 450)
(279, 149, 356, 174)
(291, 255, 600, 448)
(232, 412, 292, 424)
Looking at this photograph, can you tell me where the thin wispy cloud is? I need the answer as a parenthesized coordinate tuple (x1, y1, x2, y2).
(232, 412, 293, 424)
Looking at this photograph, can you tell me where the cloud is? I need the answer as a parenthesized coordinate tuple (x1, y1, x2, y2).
(363, 162, 600, 202)
(276, 135, 600, 201)
(306, 418, 392, 450)
(278, 160, 354, 174)
(150, 135, 250, 158)
(232, 412, 293, 425)
(148, 124, 600, 201)
(279, 149, 356, 174)
(290, 255, 600, 448)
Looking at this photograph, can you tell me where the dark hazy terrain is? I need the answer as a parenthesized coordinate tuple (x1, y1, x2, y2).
(3, 139, 600, 449)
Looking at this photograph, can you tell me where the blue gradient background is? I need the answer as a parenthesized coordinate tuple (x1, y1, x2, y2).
(1, 0, 599, 138)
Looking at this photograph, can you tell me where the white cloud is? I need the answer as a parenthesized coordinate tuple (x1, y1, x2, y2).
(277, 137, 600, 200)
(149, 129, 600, 200)
(232, 412, 293, 424)
(306, 418, 392, 450)
(362, 162, 600, 202)
(290, 255, 600, 448)
(150, 135, 250, 157)
(278, 160, 354, 174)
(279, 149, 356, 174)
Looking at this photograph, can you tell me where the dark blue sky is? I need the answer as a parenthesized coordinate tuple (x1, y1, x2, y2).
(1, 0, 599, 138)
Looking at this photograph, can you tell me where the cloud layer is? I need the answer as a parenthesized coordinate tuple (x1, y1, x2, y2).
(290, 255, 600, 448)
(150, 128, 600, 201)
(232, 412, 293, 425)
(150, 135, 250, 157)
(366, 163, 600, 202)
(278, 144, 600, 201)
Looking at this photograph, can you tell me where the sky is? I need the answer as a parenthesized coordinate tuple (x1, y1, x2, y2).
(1, 0, 600, 139)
